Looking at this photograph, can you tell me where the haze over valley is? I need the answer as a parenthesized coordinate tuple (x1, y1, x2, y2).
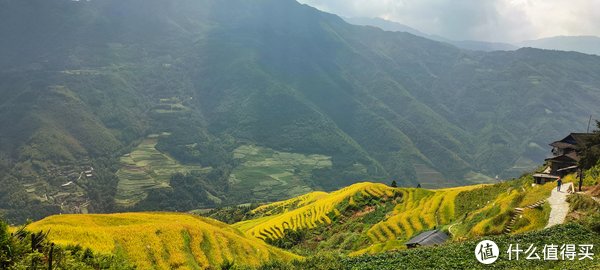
(1, 1, 600, 269)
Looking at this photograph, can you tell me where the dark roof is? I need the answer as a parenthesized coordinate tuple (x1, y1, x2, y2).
(545, 152, 580, 163)
(405, 230, 448, 246)
(550, 133, 594, 147)
(532, 173, 559, 179)
(550, 141, 576, 149)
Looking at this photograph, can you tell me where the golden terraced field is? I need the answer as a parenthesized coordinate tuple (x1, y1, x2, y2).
(27, 213, 299, 269)
(233, 182, 401, 239)
(232, 180, 554, 255)
(25, 179, 557, 268)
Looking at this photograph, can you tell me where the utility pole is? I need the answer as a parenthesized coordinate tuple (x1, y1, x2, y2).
(587, 115, 593, 133)
(578, 168, 583, 192)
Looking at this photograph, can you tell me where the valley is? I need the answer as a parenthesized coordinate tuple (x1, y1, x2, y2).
(3, 0, 600, 222)
(0, 0, 600, 269)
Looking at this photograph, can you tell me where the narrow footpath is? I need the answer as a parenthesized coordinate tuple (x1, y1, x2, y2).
(545, 182, 573, 228)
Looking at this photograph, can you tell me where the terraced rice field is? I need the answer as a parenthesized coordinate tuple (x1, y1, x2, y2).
(115, 136, 209, 206)
(234, 183, 400, 240)
(228, 145, 332, 202)
(233, 182, 505, 255)
(356, 185, 482, 254)
(154, 97, 190, 114)
(251, 191, 329, 217)
(450, 178, 554, 239)
(412, 163, 447, 188)
(27, 213, 299, 269)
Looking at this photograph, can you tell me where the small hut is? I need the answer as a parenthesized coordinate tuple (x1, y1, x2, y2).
(405, 230, 448, 249)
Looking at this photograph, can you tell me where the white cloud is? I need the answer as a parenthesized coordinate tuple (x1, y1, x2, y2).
(297, 0, 600, 42)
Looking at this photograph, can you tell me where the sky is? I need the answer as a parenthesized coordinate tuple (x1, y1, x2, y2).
(296, 0, 600, 43)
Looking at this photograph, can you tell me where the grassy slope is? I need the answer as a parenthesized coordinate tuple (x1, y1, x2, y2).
(26, 213, 299, 269)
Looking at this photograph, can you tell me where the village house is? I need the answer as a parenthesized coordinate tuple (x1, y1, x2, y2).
(533, 133, 593, 184)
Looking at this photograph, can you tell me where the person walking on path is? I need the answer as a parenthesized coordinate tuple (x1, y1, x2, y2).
(557, 177, 563, 192)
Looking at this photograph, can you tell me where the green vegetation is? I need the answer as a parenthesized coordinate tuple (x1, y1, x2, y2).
(204, 204, 258, 224)
(225, 178, 554, 256)
(357, 185, 481, 255)
(451, 176, 554, 238)
(566, 193, 600, 233)
(0, 219, 134, 269)
(115, 136, 209, 206)
(253, 223, 599, 269)
(2, 1, 600, 269)
(583, 163, 600, 186)
(579, 121, 600, 172)
(228, 145, 332, 202)
(2, 0, 600, 223)
(511, 204, 551, 234)
(134, 173, 221, 211)
(4, 177, 596, 269)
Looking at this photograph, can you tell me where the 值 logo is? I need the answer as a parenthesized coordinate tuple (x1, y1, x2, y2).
(475, 240, 499, 264)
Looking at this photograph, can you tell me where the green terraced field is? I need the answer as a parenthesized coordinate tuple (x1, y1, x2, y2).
(115, 136, 209, 206)
(153, 96, 191, 114)
(228, 145, 332, 203)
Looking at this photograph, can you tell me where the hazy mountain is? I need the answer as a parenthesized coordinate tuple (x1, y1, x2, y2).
(450, 39, 518, 52)
(344, 17, 517, 52)
(2, 0, 600, 222)
(519, 36, 600, 56)
(343, 17, 428, 37)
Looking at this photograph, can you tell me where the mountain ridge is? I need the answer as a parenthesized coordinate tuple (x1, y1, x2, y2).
(1, 0, 600, 222)
(344, 16, 600, 55)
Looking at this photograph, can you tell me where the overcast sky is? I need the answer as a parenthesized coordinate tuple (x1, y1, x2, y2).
(297, 0, 600, 43)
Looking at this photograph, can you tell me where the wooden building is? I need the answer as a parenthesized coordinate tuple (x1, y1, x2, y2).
(533, 133, 592, 184)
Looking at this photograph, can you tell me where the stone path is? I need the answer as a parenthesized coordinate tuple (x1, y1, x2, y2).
(545, 182, 573, 228)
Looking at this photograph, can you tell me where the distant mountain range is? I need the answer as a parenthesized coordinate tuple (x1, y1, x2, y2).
(343, 17, 517, 52)
(518, 36, 600, 56)
(344, 17, 600, 55)
(2, 0, 600, 222)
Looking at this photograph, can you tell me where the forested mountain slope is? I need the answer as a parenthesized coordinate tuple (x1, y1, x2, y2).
(1, 0, 600, 222)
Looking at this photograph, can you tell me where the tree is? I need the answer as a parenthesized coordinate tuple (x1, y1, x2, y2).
(390, 180, 397, 188)
(579, 121, 600, 170)
(0, 218, 135, 269)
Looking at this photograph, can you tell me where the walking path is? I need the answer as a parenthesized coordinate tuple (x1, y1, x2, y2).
(545, 182, 573, 228)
